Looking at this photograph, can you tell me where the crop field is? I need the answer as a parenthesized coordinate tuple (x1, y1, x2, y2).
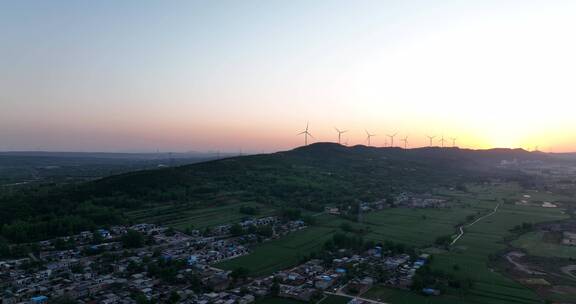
(215, 185, 503, 277)
(364, 286, 466, 304)
(216, 204, 484, 276)
(214, 183, 569, 304)
(126, 201, 275, 230)
(216, 195, 481, 275)
(362, 207, 480, 247)
(512, 231, 576, 258)
(216, 224, 339, 275)
(425, 185, 569, 304)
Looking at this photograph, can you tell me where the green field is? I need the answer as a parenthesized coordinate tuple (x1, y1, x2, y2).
(364, 286, 467, 304)
(425, 185, 569, 304)
(216, 183, 569, 304)
(318, 295, 350, 304)
(512, 231, 576, 258)
(216, 185, 510, 277)
(216, 224, 338, 275)
(363, 207, 479, 247)
(126, 201, 275, 230)
(216, 204, 481, 275)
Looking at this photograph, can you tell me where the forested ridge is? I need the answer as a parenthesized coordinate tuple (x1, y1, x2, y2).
(0, 143, 542, 244)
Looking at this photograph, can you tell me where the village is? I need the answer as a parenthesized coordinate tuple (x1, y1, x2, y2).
(0, 195, 442, 304)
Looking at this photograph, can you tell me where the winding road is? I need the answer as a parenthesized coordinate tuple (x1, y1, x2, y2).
(450, 202, 501, 246)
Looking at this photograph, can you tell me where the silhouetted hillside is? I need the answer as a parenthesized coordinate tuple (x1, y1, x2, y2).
(0, 143, 551, 243)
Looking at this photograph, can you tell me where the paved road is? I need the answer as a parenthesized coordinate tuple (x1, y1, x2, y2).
(323, 291, 389, 304)
(450, 202, 501, 246)
(561, 265, 576, 280)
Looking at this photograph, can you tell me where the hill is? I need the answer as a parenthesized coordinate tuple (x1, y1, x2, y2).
(0, 143, 551, 243)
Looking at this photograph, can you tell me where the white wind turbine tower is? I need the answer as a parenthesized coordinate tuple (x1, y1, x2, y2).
(439, 136, 446, 148)
(387, 133, 397, 147)
(297, 122, 314, 146)
(401, 136, 409, 149)
(450, 137, 457, 148)
(365, 130, 376, 146)
(426, 135, 436, 147)
(334, 128, 348, 145)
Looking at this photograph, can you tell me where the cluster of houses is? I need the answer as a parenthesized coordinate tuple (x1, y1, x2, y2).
(211, 217, 279, 236)
(0, 215, 310, 304)
(394, 193, 448, 209)
(325, 193, 448, 218)
(268, 248, 432, 302)
(1, 209, 442, 304)
(562, 231, 576, 246)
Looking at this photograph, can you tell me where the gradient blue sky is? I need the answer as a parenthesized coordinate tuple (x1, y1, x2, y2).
(1, 1, 575, 152)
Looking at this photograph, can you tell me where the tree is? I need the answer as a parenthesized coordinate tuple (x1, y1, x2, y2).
(51, 296, 77, 304)
(54, 238, 68, 250)
(280, 208, 301, 220)
(435, 235, 452, 247)
(230, 224, 243, 236)
(256, 225, 273, 238)
(167, 291, 180, 304)
(340, 222, 353, 232)
(92, 231, 104, 244)
(0, 238, 11, 258)
(132, 292, 149, 304)
(165, 227, 175, 236)
(271, 279, 280, 296)
(239, 205, 259, 215)
(122, 229, 144, 248)
(230, 267, 250, 281)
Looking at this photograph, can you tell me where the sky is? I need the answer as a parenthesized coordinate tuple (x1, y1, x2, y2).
(1, 0, 576, 153)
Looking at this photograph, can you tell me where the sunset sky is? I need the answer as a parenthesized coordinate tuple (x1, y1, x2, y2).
(1, 0, 575, 152)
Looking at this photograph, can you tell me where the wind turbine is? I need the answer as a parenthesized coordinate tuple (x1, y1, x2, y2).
(334, 128, 348, 145)
(387, 133, 397, 147)
(439, 136, 446, 148)
(297, 122, 314, 146)
(450, 137, 457, 147)
(365, 130, 376, 146)
(426, 135, 436, 147)
(401, 136, 409, 149)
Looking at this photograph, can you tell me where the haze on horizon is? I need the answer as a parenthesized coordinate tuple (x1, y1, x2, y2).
(1, 0, 575, 153)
